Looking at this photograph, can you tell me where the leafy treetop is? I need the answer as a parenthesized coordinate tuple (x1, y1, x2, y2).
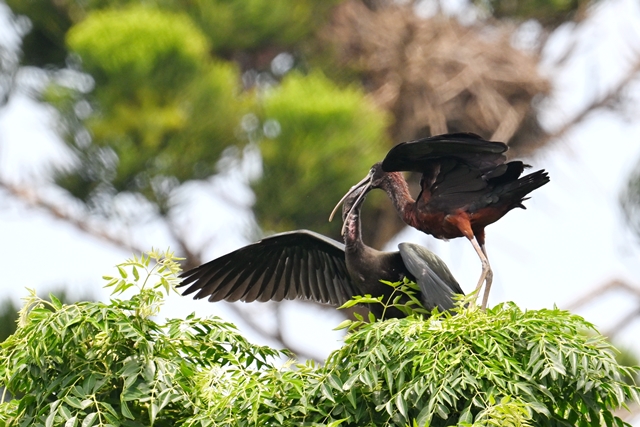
(0, 250, 638, 426)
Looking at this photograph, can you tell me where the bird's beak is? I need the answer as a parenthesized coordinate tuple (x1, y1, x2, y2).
(329, 170, 374, 232)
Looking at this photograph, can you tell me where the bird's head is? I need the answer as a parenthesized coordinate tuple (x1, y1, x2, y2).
(329, 162, 405, 224)
(368, 162, 394, 188)
(329, 164, 378, 223)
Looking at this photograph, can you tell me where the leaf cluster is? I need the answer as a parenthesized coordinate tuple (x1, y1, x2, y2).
(2, 251, 639, 426)
(0, 250, 281, 426)
(324, 304, 640, 426)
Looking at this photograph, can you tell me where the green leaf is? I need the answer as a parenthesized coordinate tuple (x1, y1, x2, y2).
(63, 396, 83, 409)
(321, 382, 335, 402)
(334, 319, 352, 330)
(149, 401, 159, 425)
(49, 294, 63, 310)
(458, 405, 473, 424)
(415, 404, 431, 427)
(121, 400, 134, 420)
(45, 410, 56, 427)
(59, 405, 72, 420)
(396, 393, 408, 418)
(327, 373, 343, 390)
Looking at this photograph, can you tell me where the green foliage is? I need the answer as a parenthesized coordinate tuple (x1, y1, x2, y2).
(67, 7, 209, 87)
(326, 304, 640, 426)
(46, 7, 251, 207)
(170, 0, 340, 53)
(16, 2, 385, 226)
(254, 71, 391, 235)
(0, 250, 282, 426)
(337, 278, 433, 326)
(6, 0, 339, 68)
(0, 289, 95, 343)
(2, 251, 638, 426)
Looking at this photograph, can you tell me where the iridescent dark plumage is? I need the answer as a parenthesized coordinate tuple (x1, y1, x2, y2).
(179, 188, 463, 319)
(332, 133, 549, 309)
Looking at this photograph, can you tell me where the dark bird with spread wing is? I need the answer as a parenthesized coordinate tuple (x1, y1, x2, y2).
(179, 186, 463, 319)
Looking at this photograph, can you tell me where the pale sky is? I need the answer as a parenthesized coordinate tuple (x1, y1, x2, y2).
(1, 3, 640, 423)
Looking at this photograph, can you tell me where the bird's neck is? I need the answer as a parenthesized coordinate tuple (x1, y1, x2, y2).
(343, 206, 366, 252)
(381, 172, 415, 218)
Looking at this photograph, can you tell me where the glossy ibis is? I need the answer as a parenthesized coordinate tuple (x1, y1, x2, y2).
(179, 187, 464, 319)
(331, 133, 549, 310)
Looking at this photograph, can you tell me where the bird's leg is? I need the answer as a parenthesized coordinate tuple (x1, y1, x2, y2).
(479, 244, 493, 310)
(446, 214, 492, 309)
(468, 237, 491, 309)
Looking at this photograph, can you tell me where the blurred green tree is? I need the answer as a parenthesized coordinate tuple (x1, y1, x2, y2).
(49, 6, 250, 208)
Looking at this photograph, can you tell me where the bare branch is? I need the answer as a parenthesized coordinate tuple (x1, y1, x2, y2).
(602, 305, 640, 339)
(565, 278, 640, 339)
(164, 215, 203, 270)
(546, 59, 640, 144)
(0, 178, 146, 254)
(565, 279, 640, 312)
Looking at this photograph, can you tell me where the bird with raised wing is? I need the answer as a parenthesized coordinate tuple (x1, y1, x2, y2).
(179, 186, 463, 319)
(330, 132, 549, 310)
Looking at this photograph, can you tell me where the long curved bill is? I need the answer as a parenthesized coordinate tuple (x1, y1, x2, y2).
(329, 170, 374, 234)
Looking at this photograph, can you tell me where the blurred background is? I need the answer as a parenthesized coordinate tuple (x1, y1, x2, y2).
(1, 0, 640, 421)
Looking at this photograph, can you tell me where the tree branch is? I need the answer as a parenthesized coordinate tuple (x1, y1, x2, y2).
(0, 178, 146, 255)
(565, 279, 640, 312)
(545, 58, 640, 144)
(164, 214, 202, 270)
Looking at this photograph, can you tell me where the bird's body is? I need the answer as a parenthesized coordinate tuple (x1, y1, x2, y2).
(179, 187, 463, 319)
(332, 132, 549, 309)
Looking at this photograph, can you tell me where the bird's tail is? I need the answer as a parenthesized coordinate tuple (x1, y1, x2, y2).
(501, 169, 550, 208)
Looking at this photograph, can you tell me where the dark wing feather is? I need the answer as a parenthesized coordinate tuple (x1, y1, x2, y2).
(179, 230, 357, 306)
(425, 160, 539, 213)
(382, 133, 507, 173)
(423, 161, 491, 212)
(398, 243, 463, 311)
(470, 168, 550, 211)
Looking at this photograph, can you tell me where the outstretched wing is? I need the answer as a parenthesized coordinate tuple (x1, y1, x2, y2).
(179, 230, 357, 306)
(398, 242, 464, 311)
(382, 133, 507, 173)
